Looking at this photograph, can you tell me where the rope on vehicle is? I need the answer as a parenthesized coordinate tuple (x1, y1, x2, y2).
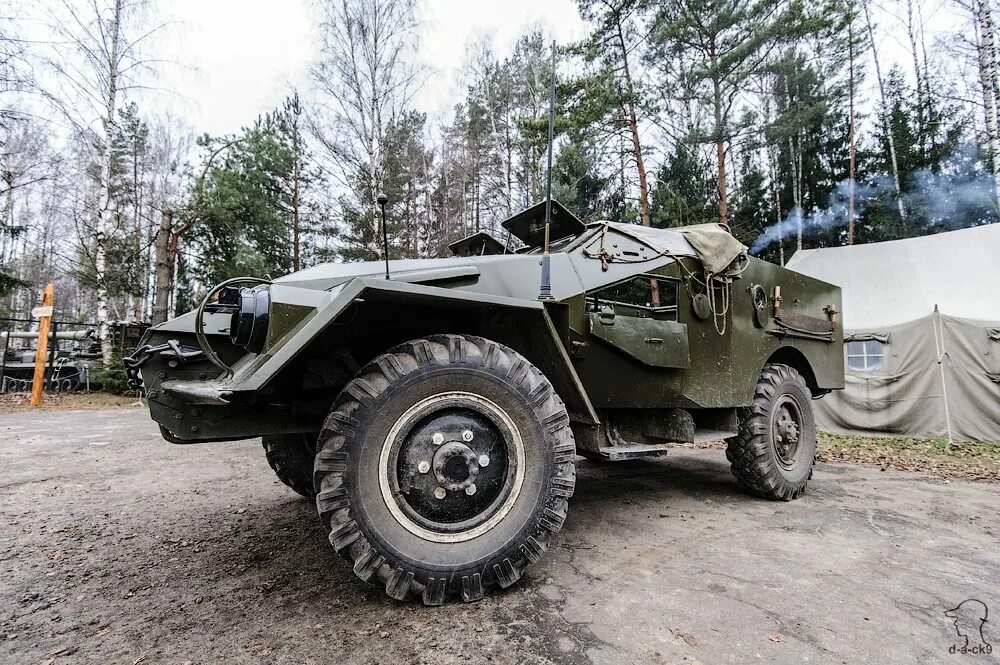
(581, 221, 745, 335)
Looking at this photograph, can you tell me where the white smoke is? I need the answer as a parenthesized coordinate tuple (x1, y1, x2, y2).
(750, 147, 997, 254)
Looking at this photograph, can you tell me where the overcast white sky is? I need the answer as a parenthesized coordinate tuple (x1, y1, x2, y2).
(115, 0, 966, 142)
(158, 0, 587, 137)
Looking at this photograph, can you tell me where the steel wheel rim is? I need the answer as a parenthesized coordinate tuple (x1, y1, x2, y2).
(379, 391, 525, 543)
(771, 394, 803, 470)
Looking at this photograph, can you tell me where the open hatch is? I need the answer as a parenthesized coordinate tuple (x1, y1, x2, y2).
(501, 200, 586, 249)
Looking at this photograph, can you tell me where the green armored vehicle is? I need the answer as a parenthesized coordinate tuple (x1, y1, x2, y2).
(128, 200, 843, 605)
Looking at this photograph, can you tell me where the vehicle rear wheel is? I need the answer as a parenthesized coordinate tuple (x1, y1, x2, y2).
(725, 363, 816, 500)
(262, 433, 318, 499)
(313, 334, 576, 604)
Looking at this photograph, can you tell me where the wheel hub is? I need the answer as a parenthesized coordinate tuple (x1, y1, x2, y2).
(771, 397, 803, 469)
(432, 440, 481, 492)
(379, 392, 525, 543)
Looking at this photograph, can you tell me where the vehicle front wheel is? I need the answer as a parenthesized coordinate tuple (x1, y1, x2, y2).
(725, 363, 816, 500)
(313, 334, 576, 604)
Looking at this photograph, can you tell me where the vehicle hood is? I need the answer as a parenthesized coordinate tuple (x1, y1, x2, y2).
(272, 254, 533, 292)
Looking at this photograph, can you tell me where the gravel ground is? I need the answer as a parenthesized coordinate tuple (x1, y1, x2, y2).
(1, 408, 997, 664)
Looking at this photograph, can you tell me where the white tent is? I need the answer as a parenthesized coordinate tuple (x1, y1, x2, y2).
(787, 224, 1000, 442)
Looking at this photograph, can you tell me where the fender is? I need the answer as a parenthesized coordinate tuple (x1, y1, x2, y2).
(144, 277, 598, 442)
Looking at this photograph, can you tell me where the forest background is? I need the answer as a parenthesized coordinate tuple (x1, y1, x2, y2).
(1, 0, 996, 360)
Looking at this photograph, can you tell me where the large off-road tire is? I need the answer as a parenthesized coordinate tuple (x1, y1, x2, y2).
(725, 363, 816, 501)
(313, 334, 576, 605)
(262, 434, 318, 499)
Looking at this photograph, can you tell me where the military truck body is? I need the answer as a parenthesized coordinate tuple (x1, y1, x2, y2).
(130, 202, 842, 604)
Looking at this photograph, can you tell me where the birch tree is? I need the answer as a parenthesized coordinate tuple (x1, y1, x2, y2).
(974, 0, 1000, 209)
(43, 0, 164, 361)
(310, 0, 420, 259)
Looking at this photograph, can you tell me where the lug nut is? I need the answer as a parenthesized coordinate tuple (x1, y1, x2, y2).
(417, 461, 430, 474)
(432, 432, 444, 445)
(433, 487, 447, 500)
(465, 484, 477, 496)
(462, 430, 474, 442)
(478, 454, 490, 467)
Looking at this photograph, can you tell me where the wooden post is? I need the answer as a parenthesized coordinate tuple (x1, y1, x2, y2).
(30, 283, 55, 407)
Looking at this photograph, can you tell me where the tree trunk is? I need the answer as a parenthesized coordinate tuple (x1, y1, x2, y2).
(784, 63, 805, 252)
(788, 135, 804, 251)
(95, 0, 123, 363)
(614, 16, 651, 228)
(976, 0, 1000, 211)
(864, 0, 906, 223)
(847, 16, 857, 245)
(505, 101, 513, 218)
(904, 0, 927, 157)
(712, 75, 729, 225)
(764, 93, 784, 265)
(422, 151, 433, 258)
(152, 208, 173, 325)
(292, 145, 301, 272)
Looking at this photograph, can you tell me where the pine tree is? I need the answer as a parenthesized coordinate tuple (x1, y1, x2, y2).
(651, 0, 805, 227)
(649, 139, 718, 228)
(572, 0, 654, 227)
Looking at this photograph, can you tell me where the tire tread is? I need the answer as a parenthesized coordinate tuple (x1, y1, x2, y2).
(725, 363, 814, 501)
(313, 334, 575, 604)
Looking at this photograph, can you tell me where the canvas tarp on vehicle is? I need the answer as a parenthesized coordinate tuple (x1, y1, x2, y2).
(591, 221, 748, 274)
(787, 224, 1000, 442)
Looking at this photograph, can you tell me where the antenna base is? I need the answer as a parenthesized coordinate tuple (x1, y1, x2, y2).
(537, 254, 554, 300)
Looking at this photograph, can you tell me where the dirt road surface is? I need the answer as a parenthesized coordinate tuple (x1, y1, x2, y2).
(1, 408, 996, 664)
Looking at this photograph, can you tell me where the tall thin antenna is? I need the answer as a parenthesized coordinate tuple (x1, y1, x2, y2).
(377, 193, 391, 280)
(537, 40, 557, 301)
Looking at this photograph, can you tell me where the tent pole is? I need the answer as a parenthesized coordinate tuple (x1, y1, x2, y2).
(932, 304, 954, 446)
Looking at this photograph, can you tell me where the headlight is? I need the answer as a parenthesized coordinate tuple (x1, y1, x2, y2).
(229, 286, 271, 354)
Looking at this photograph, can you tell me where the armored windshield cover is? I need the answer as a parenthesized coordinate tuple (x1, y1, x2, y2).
(448, 232, 507, 257)
(501, 200, 586, 248)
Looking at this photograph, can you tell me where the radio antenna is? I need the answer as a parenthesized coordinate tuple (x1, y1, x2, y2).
(377, 193, 391, 280)
(537, 40, 557, 301)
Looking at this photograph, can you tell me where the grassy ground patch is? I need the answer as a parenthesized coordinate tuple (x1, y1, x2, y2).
(0, 391, 143, 413)
(816, 432, 1000, 482)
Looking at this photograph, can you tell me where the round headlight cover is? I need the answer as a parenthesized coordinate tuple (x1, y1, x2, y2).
(229, 286, 270, 353)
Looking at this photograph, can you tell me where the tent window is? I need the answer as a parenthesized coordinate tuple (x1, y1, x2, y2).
(846, 340, 884, 372)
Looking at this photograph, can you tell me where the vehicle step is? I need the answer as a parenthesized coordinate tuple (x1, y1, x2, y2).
(595, 429, 737, 461)
(597, 443, 670, 461)
(692, 429, 736, 444)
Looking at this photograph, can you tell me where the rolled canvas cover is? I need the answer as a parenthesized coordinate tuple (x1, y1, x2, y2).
(591, 221, 748, 274)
